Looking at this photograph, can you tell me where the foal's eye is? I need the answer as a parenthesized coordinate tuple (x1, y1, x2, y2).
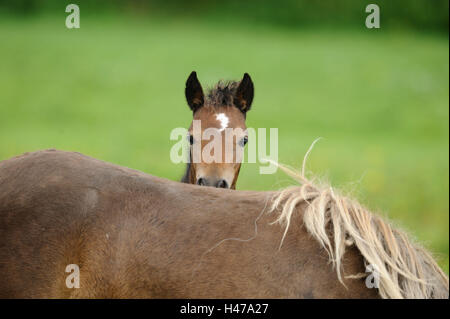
(239, 136, 248, 147)
(187, 134, 194, 145)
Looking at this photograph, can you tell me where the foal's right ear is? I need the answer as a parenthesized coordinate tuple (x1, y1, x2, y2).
(185, 71, 204, 113)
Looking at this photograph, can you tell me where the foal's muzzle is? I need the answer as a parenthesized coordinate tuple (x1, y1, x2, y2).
(197, 177, 229, 189)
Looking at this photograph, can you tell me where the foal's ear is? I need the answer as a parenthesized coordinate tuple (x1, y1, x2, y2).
(185, 71, 204, 113)
(234, 73, 254, 113)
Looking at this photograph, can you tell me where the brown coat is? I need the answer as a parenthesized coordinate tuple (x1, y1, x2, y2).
(0, 150, 377, 298)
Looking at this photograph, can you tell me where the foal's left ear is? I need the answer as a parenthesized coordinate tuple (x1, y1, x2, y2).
(234, 73, 254, 113)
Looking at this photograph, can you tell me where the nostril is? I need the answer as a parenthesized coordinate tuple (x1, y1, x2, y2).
(217, 179, 228, 189)
(197, 178, 206, 186)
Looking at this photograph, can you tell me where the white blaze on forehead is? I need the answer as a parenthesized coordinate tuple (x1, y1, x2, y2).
(215, 113, 229, 132)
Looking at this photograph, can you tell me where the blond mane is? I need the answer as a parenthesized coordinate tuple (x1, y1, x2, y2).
(268, 144, 449, 299)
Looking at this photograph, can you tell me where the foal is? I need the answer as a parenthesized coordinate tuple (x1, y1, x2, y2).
(181, 71, 254, 189)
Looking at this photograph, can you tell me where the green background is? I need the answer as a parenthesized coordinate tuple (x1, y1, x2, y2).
(0, 1, 448, 273)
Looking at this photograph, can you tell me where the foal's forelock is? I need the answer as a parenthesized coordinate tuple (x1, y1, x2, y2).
(206, 81, 241, 108)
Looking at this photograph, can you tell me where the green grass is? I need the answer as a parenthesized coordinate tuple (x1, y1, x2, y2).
(0, 15, 448, 272)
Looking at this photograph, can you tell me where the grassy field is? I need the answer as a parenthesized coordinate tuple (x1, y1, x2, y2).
(0, 15, 448, 272)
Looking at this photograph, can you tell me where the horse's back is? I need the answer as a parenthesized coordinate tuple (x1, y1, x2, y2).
(0, 149, 166, 297)
(0, 150, 378, 298)
(0, 150, 269, 298)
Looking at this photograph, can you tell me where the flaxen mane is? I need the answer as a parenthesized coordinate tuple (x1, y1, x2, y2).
(269, 161, 449, 299)
(182, 137, 448, 298)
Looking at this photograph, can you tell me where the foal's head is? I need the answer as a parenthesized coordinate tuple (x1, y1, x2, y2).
(181, 71, 254, 189)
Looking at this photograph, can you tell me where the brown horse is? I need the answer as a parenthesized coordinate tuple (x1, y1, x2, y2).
(0, 150, 448, 298)
(181, 71, 254, 189)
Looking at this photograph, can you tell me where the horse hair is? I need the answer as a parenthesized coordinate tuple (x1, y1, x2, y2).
(206, 81, 240, 108)
(269, 163, 449, 299)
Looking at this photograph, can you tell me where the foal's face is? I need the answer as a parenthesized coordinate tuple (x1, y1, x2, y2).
(185, 71, 254, 189)
(188, 106, 248, 189)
